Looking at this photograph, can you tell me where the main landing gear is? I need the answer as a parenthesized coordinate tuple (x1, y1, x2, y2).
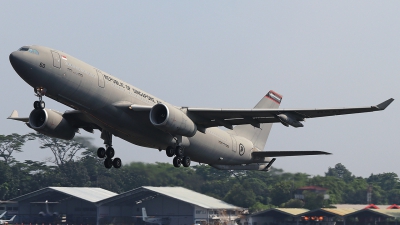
(97, 130, 121, 169)
(166, 145, 191, 168)
(34, 87, 46, 109)
(97, 146, 122, 169)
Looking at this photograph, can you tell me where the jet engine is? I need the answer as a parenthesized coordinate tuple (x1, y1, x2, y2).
(277, 113, 304, 128)
(149, 104, 197, 137)
(29, 109, 77, 140)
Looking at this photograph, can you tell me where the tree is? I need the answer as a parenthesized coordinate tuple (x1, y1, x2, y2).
(281, 199, 304, 208)
(0, 133, 32, 164)
(303, 191, 325, 209)
(32, 133, 89, 166)
(224, 183, 257, 208)
(325, 163, 354, 182)
(269, 181, 293, 206)
(367, 173, 400, 191)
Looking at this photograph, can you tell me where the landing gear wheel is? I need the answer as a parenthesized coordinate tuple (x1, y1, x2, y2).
(106, 147, 115, 158)
(39, 101, 45, 109)
(34, 101, 40, 109)
(182, 156, 191, 167)
(173, 156, 182, 168)
(112, 158, 122, 168)
(175, 146, 184, 157)
(166, 146, 175, 157)
(97, 147, 106, 158)
(104, 158, 113, 169)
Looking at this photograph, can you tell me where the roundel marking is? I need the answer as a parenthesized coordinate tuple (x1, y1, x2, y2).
(239, 143, 245, 156)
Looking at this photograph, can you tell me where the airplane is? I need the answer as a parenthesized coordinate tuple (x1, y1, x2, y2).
(35, 200, 59, 218)
(141, 207, 170, 225)
(0, 215, 16, 225)
(0, 212, 6, 219)
(8, 45, 394, 170)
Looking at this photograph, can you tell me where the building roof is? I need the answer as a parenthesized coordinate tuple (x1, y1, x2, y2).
(12, 187, 117, 203)
(346, 209, 400, 219)
(332, 204, 394, 210)
(252, 208, 309, 217)
(299, 208, 358, 217)
(98, 186, 242, 210)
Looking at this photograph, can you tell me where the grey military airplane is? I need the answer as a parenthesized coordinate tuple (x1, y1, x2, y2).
(8, 45, 394, 170)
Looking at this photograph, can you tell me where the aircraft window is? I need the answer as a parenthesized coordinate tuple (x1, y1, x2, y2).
(28, 48, 39, 55)
(18, 47, 29, 51)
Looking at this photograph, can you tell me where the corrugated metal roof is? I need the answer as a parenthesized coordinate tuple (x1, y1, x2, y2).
(48, 187, 117, 203)
(276, 208, 310, 215)
(321, 208, 358, 216)
(252, 208, 309, 217)
(332, 204, 392, 210)
(143, 186, 241, 209)
(369, 209, 400, 218)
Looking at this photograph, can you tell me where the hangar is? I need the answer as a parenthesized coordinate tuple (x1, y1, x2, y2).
(97, 186, 243, 225)
(11, 187, 117, 224)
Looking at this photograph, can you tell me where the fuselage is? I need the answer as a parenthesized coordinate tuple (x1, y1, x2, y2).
(9, 45, 259, 165)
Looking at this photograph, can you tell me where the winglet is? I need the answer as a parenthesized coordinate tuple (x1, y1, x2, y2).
(8, 110, 19, 119)
(376, 98, 394, 110)
(7, 110, 29, 122)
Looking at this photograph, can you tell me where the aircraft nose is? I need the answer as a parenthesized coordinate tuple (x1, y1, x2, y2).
(9, 51, 21, 68)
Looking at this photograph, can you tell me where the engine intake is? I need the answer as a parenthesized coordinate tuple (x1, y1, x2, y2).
(149, 104, 197, 137)
(29, 109, 77, 140)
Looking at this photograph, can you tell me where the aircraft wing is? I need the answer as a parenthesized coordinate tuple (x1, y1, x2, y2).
(187, 98, 394, 129)
(7, 110, 101, 133)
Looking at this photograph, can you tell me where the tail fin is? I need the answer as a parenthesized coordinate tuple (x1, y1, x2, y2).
(142, 208, 147, 220)
(0, 211, 6, 219)
(233, 90, 282, 150)
(9, 215, 16, 222)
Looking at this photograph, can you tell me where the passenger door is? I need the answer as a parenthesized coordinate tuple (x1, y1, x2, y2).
(51, 51, 61, 68)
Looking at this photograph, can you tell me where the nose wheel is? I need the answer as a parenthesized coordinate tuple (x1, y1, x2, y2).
(34, 87, 46, 109)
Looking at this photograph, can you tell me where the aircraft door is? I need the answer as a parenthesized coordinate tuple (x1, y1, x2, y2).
(231, 136, 237, 153)
(51, 51, 61, 68)
(96, 70, 105, 88)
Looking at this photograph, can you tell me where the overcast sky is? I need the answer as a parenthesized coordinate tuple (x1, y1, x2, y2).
(1, 1, 398, 177)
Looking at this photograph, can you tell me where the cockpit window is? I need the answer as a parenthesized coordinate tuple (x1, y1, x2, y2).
(28, 49, 39, 55)
(18, 47, 29, 51)
(18, 46, 39, 55)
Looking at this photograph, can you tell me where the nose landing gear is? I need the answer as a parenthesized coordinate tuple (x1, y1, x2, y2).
(34, 87, 47, 109)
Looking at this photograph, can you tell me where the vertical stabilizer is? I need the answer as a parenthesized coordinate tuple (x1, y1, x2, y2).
(0, 211, 6, 219)
(233, 90, 282, 150)
(142, 207, 148, 221)
(9, 215, 16, 222)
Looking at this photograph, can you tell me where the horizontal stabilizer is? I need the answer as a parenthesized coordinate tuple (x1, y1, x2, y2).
(252, 151, 331, 157)
(7, 110, 29, 122)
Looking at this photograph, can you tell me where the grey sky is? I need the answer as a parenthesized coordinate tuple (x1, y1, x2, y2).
(1, 1, 398, 177)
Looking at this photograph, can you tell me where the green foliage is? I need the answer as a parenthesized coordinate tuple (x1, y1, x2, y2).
(303, 191, 325, 209)
(325, 163, 354, 182)
(281, 199, 304, 208)
(1, 132, 400, 210)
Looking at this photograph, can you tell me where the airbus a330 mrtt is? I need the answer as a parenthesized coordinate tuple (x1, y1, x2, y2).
(8, 45, 394, 170)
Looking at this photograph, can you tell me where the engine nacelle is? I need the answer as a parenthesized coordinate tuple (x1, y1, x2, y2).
(29, 109, 77, 140)
(149, 104, 197, 137)
(277, 113, 304, 128)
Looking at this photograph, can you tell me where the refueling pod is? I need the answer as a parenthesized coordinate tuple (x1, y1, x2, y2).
(29, 109, 77, 140)
(149, 104, 197, 137)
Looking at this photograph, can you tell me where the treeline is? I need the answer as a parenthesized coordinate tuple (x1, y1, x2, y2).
(1, 133, 400, 212)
